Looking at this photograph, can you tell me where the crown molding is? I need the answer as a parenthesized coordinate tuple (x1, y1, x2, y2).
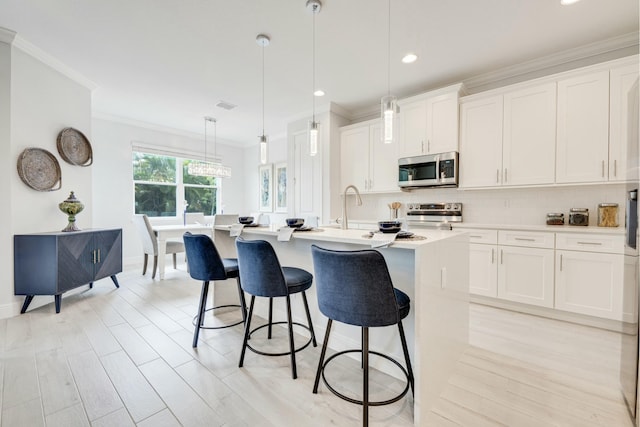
(464, 32, 639, 92)
(0, 27, 16, 45)
(11, 34, 98, 91)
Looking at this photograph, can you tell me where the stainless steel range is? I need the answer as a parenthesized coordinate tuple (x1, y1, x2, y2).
(405, 202, 462, 229)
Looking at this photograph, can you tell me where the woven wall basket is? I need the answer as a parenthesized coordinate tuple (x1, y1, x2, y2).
(17, 147, 62, 191)
(56, 127, 93, 166)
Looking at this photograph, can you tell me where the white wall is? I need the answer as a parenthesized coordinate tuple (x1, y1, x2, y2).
(91, 118, 247, 265)
(345, 184, 628, 227)
(2, 44, 93, 318)
(0, 39, 13, 318)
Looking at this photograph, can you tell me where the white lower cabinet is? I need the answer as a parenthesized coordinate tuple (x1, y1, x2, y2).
(554, 233, 637, 322)
(555, 250, 626, 321)
(469, 243, 498, 297)
(497, 245, 555, 308)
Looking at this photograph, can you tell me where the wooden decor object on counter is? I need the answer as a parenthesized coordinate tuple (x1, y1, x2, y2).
(598, 203, 619, 227)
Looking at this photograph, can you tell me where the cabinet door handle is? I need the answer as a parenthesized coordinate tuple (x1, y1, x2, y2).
(97, 249, 101, 263)
(514, 237, 535, 242)
(427, 140, 431, 153)
(496, 169, 500, 184)
(92, 250, 96, 264)
(614, 160, 617, 177)
(500, 249, 503, 264)
(577, 241, 602, 246)
(421, 141, 424, 153)
(602, 160, 605, 178)
(504, 168, 507, 182)
(491, 248, 495, 264)
(560, 254, 563, 271)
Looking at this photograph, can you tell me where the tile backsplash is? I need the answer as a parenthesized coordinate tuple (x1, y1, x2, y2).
(345, 184, 629, 227)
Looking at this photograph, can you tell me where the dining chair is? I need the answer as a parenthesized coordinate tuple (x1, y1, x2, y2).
(185, 212, 205, 224)
(133, 214, 185, 279)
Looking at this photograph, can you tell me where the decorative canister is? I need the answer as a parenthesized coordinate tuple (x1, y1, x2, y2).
(568, 208, 589, 226)
(59, 191, 84, 232)
(546, 213, 565, 225)
(597, 203, 619, 227)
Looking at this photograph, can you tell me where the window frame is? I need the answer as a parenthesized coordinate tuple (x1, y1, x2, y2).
(132, 150, 221, 219)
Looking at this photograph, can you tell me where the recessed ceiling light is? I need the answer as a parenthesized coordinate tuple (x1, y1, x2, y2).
(402, 53, 418, 64)
(560, 0, 581, 5)
(314, 89, 325, 97)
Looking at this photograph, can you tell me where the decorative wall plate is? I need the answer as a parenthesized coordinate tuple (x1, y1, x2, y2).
(56, 127, 93, 166)
(17, 147, 62, 191)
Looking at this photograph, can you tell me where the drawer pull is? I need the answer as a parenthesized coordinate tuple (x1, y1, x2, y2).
(514, 237, 535, 242)
(577, 241, 602, 246)
(470, 235, 483, 238)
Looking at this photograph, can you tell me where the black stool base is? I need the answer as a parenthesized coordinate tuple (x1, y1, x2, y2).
(318, 349, 411, 407)
(192, 304, 245, 330)
(245, 321, 315, 357)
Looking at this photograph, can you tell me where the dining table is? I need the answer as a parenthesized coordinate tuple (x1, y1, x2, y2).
(152, 223, 212, 279)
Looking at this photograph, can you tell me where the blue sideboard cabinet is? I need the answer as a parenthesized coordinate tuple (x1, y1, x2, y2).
(14, 228, 122, 313)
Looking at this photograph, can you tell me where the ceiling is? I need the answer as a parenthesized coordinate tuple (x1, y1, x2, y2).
(1, 0, 638, 146)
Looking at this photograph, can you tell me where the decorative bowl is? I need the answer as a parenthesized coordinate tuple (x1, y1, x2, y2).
(238, 216, 254, 225)
(286, 218, 305, 228)
(378, 220, 402, 233)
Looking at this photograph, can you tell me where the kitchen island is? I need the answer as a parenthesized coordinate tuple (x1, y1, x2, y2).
(212, 225, 469, 425)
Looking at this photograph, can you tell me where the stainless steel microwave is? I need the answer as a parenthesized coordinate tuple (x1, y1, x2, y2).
(398, 151, 458, 189)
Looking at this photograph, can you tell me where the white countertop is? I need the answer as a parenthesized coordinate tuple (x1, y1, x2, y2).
(450, 222, 625, 235)
(214, 224, 465, 249)
(341, 219, 624, 235)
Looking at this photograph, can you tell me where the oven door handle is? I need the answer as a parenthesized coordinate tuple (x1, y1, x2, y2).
(435, 155, 441, 184)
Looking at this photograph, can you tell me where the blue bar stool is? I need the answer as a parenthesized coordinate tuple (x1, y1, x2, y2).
(183, 232, 247, 348)
(310, 245, 414, 427)
(235, 238, 317, 379)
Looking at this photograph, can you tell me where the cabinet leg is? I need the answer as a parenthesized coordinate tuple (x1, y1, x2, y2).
(55, 295, 61, 313)
(20, 295, 34, 314)
(110, 275, 120, 288)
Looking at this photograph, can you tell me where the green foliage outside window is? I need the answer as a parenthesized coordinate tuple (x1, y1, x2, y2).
(133, 152, 219, 217)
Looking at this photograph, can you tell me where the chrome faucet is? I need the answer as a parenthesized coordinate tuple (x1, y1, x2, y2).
(341, 185, 363, 230)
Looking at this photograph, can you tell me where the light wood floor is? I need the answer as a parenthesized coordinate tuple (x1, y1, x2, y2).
(0, 264, 634, 426)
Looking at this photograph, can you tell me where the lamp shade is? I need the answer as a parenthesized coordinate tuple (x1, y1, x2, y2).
(381, 95, 397, 144)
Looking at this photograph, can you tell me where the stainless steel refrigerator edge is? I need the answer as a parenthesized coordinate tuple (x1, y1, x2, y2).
(621, 76, 639, 424)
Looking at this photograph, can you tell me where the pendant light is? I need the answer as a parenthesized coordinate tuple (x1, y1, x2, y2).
(307, 0, 321, 156)
(381, 0, 397, 144)
(187, 117, 232, 178)
(256, 34, 270, 164)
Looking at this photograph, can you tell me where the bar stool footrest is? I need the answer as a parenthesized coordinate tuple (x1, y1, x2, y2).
(246, 321, 314, 357)
(192, 304, 245, 330)
(320, 349, 410, 406)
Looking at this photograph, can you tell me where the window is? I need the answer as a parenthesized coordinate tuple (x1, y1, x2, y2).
(133, 152, 219, 217)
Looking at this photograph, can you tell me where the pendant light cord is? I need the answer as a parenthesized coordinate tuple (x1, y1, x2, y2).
(204, 117, 208, 163)
(262, 42, 265, 136)
(387, 0, 391, 97)
(312, 6, 316, 121)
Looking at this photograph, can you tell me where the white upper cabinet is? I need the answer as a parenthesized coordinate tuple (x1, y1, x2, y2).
(399, 85, 462, 158)
(502, 83, 556, 186)
(340, 120, 398, 194)
(340, 125, 370, 191)
(609, 63, 640, 182)
(459, 95, 503, 187)
(556, 70, 610, 183)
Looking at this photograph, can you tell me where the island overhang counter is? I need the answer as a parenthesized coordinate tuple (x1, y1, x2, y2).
(211, 225, 469, 425)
